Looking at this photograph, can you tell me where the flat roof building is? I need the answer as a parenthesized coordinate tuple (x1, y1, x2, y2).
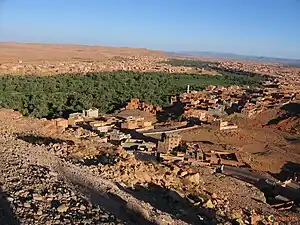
(157, 133, 181, 154)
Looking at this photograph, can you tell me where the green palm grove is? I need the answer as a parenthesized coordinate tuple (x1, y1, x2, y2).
(0, 68, 264, 118)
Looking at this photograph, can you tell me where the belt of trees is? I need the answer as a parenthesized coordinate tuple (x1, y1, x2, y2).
(0, 70, 264, 118)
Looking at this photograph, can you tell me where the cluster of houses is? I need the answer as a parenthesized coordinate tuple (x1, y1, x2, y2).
(241, 88, 299, 118)
(120, 116, 153, 130)
(45, 79, 298, 167)
(48, 107, 157, 151)
(155, 132, 246, 167)
(49, 106, 242, 167)
(170, 85, 241, 130)
(52, 81, 295, 142)
(170, 84, 299, 130)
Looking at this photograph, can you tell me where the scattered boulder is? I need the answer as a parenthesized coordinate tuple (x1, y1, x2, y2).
(136, 171, 152, 183)
(203, 199, 214, 209)
(33, 194, 44, 201)
(36, 210, 43, 216)
(155, 214, 174, 225)
(79, 205, 86, 211)
(183, 173, 202, 185)
(171, 165, 180, 175)
(179, 170, 188, 177)
(57, 204, 69, 213)
(23, 202, 31, 208)
(211, 193, 218, 199)
(231, 209, 244, 222)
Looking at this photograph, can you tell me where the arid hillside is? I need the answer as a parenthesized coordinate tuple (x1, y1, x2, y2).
(0, 42, 205, 75)
(0, 42, 166, 63)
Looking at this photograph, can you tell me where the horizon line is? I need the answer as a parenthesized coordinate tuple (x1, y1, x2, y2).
(1, 40, 300, 61)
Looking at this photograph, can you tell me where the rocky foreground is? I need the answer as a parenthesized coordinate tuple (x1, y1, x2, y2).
(0, 130, 279, 225)
(0, 133, 193, 225)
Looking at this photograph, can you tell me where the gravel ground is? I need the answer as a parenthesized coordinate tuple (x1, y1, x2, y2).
(0, 133, 189, 225)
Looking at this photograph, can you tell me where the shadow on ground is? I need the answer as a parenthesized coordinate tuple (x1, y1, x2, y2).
(156, 102, 185, 122)
(281, 103, 300, 115)
(68, 154, 117, 167)
(116, 182, 235, 225)
(267, 102, 300, 126)
(57, 161, 236, 224)
(0, 186, 20, 225)
(270, 161, 300, 182)
(223, 165, 300, 207)
(17, 134, 74, 145)
(133, 151, 157, 163)
(58, 165, 157, 225)
(121, 128, 158, 143)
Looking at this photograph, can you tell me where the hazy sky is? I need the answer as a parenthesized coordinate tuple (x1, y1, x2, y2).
(0, 0, 299, 59)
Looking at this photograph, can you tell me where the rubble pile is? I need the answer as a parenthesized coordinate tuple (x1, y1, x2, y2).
(83, 150, 276, 222)
(124, 98, 162, 114)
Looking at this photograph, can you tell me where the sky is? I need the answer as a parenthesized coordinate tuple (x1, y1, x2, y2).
(0, 0, 299, 59)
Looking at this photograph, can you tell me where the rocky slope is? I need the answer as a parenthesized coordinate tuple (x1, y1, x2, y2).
(0, 133, 190, 225)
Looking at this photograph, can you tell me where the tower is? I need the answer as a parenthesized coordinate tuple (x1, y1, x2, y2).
(187, 85, 190, 94)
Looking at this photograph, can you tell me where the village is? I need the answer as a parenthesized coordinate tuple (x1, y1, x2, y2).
(39, 76, 300, 209)
(48, 76, 299, 156)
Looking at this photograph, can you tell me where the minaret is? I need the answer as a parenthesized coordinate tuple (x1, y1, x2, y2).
(187, 85, 190, 94)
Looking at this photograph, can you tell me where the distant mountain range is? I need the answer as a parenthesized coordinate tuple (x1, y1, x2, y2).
(167, 51, 300, 67)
